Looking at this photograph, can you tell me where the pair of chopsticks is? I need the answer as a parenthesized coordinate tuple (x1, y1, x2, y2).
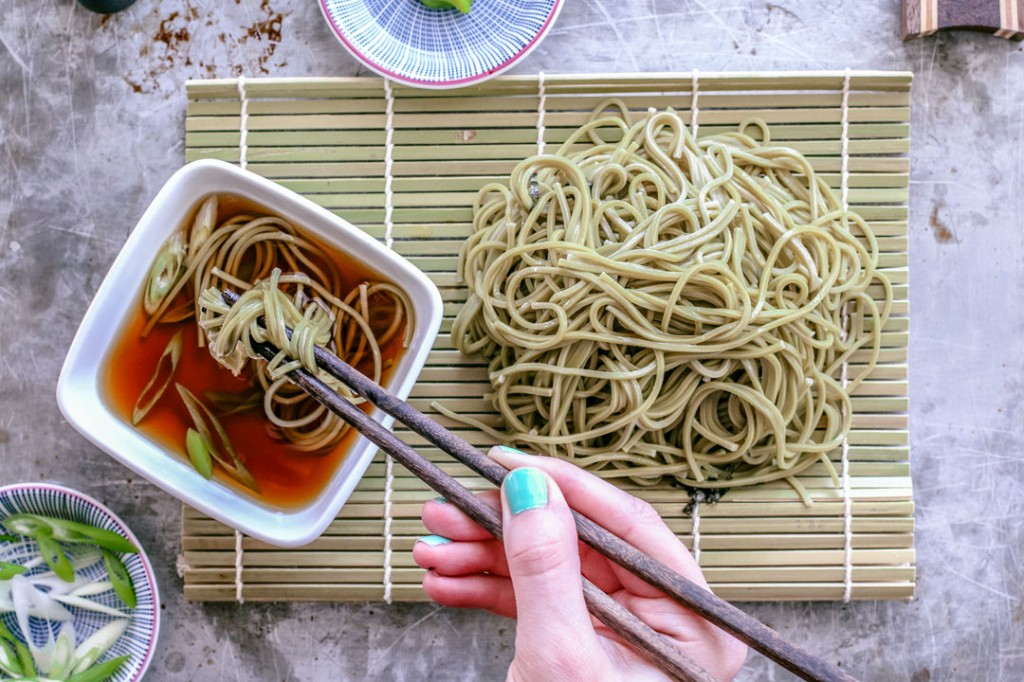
(219, 290, 858, 682)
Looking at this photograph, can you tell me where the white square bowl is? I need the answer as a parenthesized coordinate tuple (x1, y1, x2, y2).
(57, 159, 443, 547)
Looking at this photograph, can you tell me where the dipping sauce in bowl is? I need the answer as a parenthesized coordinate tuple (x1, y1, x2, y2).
(58, 160, 442, 546)
(101, 194, 410, 509)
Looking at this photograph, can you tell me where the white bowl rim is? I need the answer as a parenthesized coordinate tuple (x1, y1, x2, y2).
(0, 481, 161, 682)
(316, 0, 565, 89)
(57, 159, 443, 547)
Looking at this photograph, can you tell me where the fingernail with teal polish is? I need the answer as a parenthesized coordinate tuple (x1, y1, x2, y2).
(432, 496, 447, 504)
(417, 534, 451, 547)
(505, 467, 548, 515)
(498, 445, 528, 456)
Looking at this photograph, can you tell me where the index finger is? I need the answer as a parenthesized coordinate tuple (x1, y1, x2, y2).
(488, 446, 707, 592)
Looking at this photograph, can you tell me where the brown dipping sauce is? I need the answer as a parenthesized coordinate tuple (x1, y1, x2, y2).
(101, 194, 407, 508)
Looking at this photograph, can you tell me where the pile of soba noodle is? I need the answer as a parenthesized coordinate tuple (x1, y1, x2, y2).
(145, 200, 412, 453)
(447, 101, 892, 498)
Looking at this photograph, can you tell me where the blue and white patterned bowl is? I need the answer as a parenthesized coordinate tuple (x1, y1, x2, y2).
(319, 0, 563, 88)
(0, 483, 159, 682)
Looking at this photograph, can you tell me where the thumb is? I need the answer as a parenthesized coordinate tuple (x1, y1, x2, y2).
(501, 467, 605, 679)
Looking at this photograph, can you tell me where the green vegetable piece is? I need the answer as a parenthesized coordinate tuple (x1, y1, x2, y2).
(185, 428, 214, 480)
(2, 514, 137, 555)
(203, 389, 262, 417)
(57, 520, 138, 555)
(0, 638, 22, 677)
(0, 561, 27, 580)
(102, 550, 137, 610)
(66, 654, 131, 682)
(144, 231, 186, 316)
(49, 624, 77, 680)
(419, 0, 472, 12)
(176, 384, 260, 492)
(188, 195, 218, 258)
(71, 620, 128, 676)
(132, 329, 184, 424)
(0, 618, 15, 642)
(14, 639, 35, 678)
(36, 531, 75, 582)
(0, 515, 50, 537)
(0, 534, 19, 543)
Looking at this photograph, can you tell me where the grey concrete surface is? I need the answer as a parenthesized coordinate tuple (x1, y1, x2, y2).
(0, 1, 1022, 680)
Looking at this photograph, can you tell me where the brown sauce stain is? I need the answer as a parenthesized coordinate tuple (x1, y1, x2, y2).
(249, 0, 284, 43)
(126, 0, 289, 93)
(238, 0, 287, 74)
(154, 11, 191, 52)
(929, 205, 958, 244)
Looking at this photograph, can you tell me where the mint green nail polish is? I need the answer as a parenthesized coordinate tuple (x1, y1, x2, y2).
(504, 467, 548, 515)
(417, 534, 451, 547)
(498, 445, 528, 456)
(432, 496, 447, 504)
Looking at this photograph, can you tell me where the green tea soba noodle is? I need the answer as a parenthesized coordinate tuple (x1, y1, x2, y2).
(445, 102, 892, 499)
(197, 267, 412, 452)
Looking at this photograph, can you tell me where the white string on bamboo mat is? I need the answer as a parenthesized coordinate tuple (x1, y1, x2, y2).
(237, 76, 249, 171)
(839, 68, 854, 603)
(234, 529, 245, 604)
(689, 69, 700, 136)
(840, 69, 852, 211)
(383, 78, 397, 250)
(689, 68, 703, 568)
(691, 502, 701, 566)
(233, 74, 250, 605)
(381, 77, 398, 604)
(536, 71, 547, 155)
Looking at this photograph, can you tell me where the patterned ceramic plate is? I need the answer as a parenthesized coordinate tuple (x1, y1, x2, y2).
(0, 483, 159, 682)
(319, 0, 563, 88)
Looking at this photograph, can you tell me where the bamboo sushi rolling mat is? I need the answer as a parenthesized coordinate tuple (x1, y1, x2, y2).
(180, 71, 913, 603)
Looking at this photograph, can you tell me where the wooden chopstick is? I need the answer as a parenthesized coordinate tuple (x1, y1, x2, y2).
(239, 331, 714, 682)
(219, 290, 858, 682)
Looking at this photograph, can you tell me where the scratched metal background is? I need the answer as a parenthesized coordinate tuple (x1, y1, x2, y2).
(0, 1, 1021, 680)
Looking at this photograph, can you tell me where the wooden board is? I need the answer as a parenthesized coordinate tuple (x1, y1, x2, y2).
(902, 0, 1023, 40)
(180, 71, 914, 603)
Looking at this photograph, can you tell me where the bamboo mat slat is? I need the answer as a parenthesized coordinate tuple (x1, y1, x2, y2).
(181, 72, 914, 603)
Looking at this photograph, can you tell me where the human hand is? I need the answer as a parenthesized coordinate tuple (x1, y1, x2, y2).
(414, 446, 748, 682)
